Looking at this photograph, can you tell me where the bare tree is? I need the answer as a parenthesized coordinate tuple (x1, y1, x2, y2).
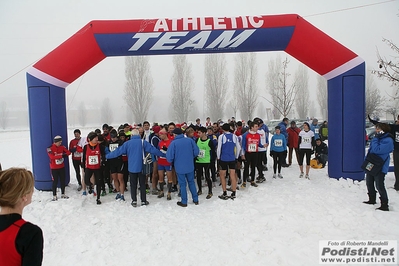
(234, 53, 258, 121)
(125, 56, 154, 123)
(78, 101, 87, 127)
(385, 85, 399, 119)
(316, 75, 328, 119)
(365, 72, 384, 117)
(204, 54, 229, 120)
(171, 55, 194, 122)
(257, 101, 266, 119)
(226, 97, 239, 120)
(265, 56, 297, 118)
(0, 101, 8, 129)
(372, 38, 399, 88)
(100, 98, 113, 124)
(295, 65, 309, 119)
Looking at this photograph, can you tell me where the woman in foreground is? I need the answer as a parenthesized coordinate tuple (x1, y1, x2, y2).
(0, 168, 43, 265)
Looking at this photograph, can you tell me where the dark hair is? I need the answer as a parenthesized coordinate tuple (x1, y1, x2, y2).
(198, 127, 207, 133)
(283, 118, 289, 122)
(221, 123, 230, 131)
(249, 121, 258, 129)
(143, 121, 150, 126)
(236, 121, 242, 126)
(102, 124, 109, 130)
(376, 123, 390, 133)
(94, 129, 101, 134)
(74, 129, 81, 134)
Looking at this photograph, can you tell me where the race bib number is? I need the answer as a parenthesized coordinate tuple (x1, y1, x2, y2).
(315, 128, 319, 134)
(109, 143, 119, 152)
(88, 155, 99, 165)
(396, 132, 399, 143)
(303, 137, 311, 144)
(198, 149, 205, 158)
(274, 139, 283, 147)
(73, 152, 82, 158)
(248, 143, 257, 152)
(55, 158, 64, 165)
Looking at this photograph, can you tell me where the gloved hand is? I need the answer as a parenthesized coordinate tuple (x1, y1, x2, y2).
(62, 153, 68, 158)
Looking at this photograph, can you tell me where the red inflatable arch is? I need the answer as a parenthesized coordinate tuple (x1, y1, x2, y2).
(27, 14, 365, 190)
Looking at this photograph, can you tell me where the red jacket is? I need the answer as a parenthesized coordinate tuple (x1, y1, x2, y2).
(69, 138, 82, 161)
(47, 144, 70, 169)
(287, 126, 301, 148)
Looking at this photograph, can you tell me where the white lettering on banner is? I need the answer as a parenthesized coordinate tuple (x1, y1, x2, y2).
(153, 16, 264, 32)
(150, 32, 189, 50)
(248, 16, 263, 28)
(154, 19, 168, 31)
(129, 30, 255, 51)
(213, 17, 226, 29)
(175, 31, 211, 50)
(206, 30, 255, 49)
(183, 17, 198, 31)
(199, 17, 212, 30)
(129, 33, 161, 51)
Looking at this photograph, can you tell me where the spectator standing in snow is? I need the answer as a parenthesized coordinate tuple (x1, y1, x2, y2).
(363, 123, 393, 211)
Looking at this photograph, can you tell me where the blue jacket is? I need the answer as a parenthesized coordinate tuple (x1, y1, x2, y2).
(106, 135, 164, 173)
(368, 132, 394, 174)
(278, 121, 288, 139)
(166, 134, 199, 174)
(310, 123, 320, 140)
(270, 133, 287, 152)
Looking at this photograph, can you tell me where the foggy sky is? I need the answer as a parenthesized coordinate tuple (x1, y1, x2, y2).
(0, 0, 398, 127)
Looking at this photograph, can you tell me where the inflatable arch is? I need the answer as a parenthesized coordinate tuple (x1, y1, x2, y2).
(27, 14, 365, 190)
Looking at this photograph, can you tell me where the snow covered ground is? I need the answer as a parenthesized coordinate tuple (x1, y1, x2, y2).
(1, 129, 398, 266)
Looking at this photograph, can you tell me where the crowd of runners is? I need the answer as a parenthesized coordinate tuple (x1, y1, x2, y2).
(47, 116, 328, 207)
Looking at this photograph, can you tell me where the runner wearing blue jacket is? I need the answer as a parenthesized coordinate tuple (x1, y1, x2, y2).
(166, 128, 200, 207)
(106, 129, 164, 207)
(270, 126, 287, 179)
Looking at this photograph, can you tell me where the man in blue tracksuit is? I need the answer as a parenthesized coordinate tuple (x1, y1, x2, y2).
(166, 128, 200, 207)
(106, 129, 164, 207)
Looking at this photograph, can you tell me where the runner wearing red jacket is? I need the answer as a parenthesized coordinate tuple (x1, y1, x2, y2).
(287, 121, 301, 166)
(47, 135, 71, 201)
(69, 129, 83, 191)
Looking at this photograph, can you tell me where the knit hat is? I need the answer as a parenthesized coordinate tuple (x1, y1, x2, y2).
(153, 126, 161, 134)
(173, 128, 183, 135)
(54, 136, 62, 142)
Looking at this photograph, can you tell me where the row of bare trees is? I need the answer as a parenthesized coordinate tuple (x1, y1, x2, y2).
(121, 40, 399, 124)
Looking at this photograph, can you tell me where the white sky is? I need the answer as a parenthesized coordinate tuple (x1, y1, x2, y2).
(0, 0, 398, 124)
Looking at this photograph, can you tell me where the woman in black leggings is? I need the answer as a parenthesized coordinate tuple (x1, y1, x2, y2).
(298, 122, 315, 179)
